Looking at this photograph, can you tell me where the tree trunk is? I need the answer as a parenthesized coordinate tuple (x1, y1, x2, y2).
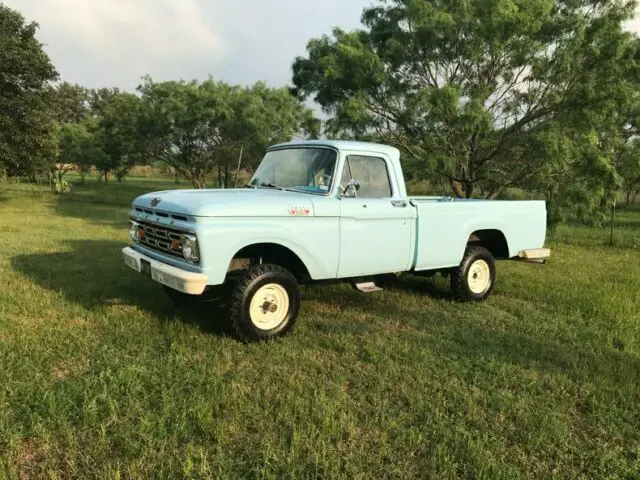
(450, 179, 473, 198)
(450, 179, 464, 198)
(191, 172, 205, 189)
(464, 180, 473, 198)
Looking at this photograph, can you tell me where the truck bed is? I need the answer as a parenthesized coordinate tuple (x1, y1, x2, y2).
(410, 197, 547, 271)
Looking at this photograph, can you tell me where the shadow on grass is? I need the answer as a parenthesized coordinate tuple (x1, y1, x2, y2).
(54, 198, 131, 227)
(11, 240, 232, 337)
(392, 274, 453, 300)
(51, 178, 173, 226)
(305, 278, 639, 391)
(10, 240, 640, 390)
(426, 320, 640, 390)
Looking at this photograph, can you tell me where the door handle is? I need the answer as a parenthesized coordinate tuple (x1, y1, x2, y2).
(391, 200, 407, 208)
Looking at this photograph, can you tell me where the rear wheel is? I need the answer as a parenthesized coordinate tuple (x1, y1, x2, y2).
(451, 246, 496, 302)
(229, 264, 300, 342)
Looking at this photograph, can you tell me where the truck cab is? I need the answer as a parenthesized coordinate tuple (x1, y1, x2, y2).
(123, 140, 550, 341)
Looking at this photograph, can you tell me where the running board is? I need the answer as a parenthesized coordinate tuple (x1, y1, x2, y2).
(352, 281, 384, 293)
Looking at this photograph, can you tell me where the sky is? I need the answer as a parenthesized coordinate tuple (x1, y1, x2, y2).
(4, 0, 370, 91)
(4, 0, 640, 93)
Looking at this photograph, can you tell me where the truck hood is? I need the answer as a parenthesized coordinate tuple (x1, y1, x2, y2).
(132, 188, 317, 217)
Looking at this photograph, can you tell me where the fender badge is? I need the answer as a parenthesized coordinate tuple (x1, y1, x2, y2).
(151, 197, 161, 207)
(288, 206, 310, 216)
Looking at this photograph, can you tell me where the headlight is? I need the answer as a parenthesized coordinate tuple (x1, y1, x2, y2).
(129, 221, 140, 242)
(181, 234, 199, 262)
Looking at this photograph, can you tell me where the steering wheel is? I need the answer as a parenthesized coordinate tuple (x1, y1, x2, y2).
(321, 174, 333, 186)
(313, 172, 333, 188)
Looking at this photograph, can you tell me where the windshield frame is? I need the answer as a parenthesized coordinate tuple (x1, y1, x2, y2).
(250, 146, 340, 196)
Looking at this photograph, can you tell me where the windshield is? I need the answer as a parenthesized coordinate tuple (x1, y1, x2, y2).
(248, 148, 338, 194)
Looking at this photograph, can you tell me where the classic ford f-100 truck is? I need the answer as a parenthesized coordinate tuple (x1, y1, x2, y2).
(123, 140, 550, 341)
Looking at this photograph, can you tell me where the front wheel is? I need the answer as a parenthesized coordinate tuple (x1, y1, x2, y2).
(451, 246, 496, 302)
(229, 264, 301, 342)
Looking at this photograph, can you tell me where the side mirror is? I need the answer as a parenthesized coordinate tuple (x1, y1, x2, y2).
(340, 179, 360, 198)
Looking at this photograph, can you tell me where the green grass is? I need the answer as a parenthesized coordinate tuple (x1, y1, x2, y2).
(1, 179, 639, 479)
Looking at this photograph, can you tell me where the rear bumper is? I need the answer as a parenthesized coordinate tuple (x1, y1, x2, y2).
(122, 246, 208, 295)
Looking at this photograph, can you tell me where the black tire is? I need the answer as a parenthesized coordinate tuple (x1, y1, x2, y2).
(163, 285, 199, 306)
(229, 264, 300, 342)
(451, 246, 496, 302)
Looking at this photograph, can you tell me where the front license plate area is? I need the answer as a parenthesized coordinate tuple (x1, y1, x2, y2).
(141, 259, 151, 277)
(124, 256, 138, 271)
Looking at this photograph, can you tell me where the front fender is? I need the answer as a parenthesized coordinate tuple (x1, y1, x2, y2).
(195, 217, 339, 285)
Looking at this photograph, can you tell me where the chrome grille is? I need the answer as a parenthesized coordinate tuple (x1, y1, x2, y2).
(135, 220, 187, 258)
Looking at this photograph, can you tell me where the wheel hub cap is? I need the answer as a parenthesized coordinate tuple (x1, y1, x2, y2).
(467, 259, 491, 294)
(249, 283, 289, 330)
(263, 301, 278, 313)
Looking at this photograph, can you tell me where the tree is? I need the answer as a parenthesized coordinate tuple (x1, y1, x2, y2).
(89, 87, 122, 117)
(53, 82, 90, 124)
(137, 78, 230, 188)
(292, 0, 639, 203)
(0, 4, 58, 178)
(618, 140, 640, 206)
(138, 77, 319, 188)
(94, 92, 145, 184)
(214, 81, 321, 187)
(56, 121, 106, 185)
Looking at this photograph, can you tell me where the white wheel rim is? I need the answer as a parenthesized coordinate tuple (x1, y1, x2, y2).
(249, 283, 290, 330)
(467, 259, 491, 294)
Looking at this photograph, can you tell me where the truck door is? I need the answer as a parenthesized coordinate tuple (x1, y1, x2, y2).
(338, 154, 415, 278)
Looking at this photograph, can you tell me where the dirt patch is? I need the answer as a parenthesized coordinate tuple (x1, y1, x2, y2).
(52, 358, 89, 380)
(16, 438, 47, 480)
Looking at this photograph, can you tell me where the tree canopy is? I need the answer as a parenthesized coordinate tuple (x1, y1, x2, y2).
(1, 1, 640, 223)
(138, 78, 319, 188)
(93, 91, 146, 184)
(0, 4, 58, 177)
(292, 0, 640, 209)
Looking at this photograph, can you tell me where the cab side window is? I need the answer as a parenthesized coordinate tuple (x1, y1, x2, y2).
(342, 155, 392, 198)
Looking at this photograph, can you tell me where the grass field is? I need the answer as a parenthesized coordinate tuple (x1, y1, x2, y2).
(1, 179, 639, 479)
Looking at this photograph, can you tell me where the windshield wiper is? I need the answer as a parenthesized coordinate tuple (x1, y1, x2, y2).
(257, 182, 286, 191)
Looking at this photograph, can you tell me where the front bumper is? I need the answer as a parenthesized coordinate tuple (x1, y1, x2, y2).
(122, 246, 208, 295)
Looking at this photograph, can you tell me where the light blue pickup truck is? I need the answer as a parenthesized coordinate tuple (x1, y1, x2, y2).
(123, 140, 550, 341)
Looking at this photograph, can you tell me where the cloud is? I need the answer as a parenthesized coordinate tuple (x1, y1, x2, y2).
(5, 0, 225, 89)
(5, 0, 640, 92)
(197, 0, 367, 86)
(4, 0, 369, 90)
(626, 6, 640, 34)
